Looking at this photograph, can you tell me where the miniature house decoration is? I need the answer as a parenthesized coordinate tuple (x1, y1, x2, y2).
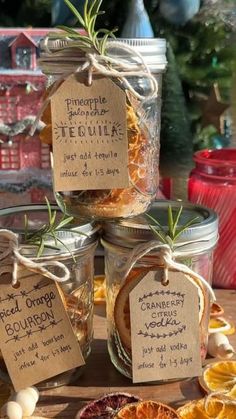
(0, 29, 50, 171)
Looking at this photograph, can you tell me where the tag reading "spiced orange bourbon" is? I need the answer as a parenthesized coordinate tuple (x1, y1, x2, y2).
(51, 75, 129, 192)
(0, 271, 84, 391)
(129, 270, 202, 383)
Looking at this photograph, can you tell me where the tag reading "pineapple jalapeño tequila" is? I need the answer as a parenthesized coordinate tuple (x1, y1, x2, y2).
(51, 75, 129, 192)
(129, 270, 202, 383)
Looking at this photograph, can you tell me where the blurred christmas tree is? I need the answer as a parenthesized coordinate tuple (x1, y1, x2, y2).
(149, 0, 236, 152)
(98, 0, 236, 153)
(0, 0, 51, 27)
(160, 43, 193, 160)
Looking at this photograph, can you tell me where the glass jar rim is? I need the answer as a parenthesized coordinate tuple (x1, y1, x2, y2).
(0, 204, 100, 257)
(193, 149, 236, 167)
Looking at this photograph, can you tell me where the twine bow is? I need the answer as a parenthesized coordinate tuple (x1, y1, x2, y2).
(0, 229, 70, 285)
(111, 239, 216, 302)
(30, 40, 158, 136)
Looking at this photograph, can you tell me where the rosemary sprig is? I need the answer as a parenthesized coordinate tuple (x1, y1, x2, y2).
(24, 197, 86, 260)
(49, 0, 118, 55)
(146, 205, 199, 250)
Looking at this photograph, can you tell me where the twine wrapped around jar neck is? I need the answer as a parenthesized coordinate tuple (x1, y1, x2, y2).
(0, 229, 70, 285)
(30, 40, 158, 137)
(102, 238, 216, 302)
(39, 39, 158, 99)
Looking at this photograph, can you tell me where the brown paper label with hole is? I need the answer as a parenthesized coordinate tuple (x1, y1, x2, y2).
(129, 270, 202, 383)
(51, 74, 129, 192)
(0, 270, 85, 391)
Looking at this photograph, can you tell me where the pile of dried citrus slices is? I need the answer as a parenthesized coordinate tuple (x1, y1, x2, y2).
(77, 392, 180, 418)
(76, 361, 236, 418)
(178, 360, 236, 418)
(177, 397, 236, 419)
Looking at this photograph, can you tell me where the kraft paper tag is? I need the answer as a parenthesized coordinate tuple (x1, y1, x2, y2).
(0, 270, 85, 391)
(129, 270, 202, 383)
(51, 75, 129, 192)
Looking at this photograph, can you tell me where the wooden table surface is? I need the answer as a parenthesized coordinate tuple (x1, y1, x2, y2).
(28, 289, 236, 418)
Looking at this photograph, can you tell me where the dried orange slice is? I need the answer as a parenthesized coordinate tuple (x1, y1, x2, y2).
(227, 383, 236, 398)
(41, 101, 51, 125)
(177, 397, 236, 418)
(114, 268, 206, 350)
(210, 302, 224, 318)
(94, 274, 106, 304)
(114, 400, 179, 418)
(77, 392, 140, 418)
(57, 285, 79, 310)
(199, 360, 236, 394)
(39, 124, 52, 145)
(209, 317, 235, 335)
(114, 268, 147, 349)
(177, 399, 210, 418)
(56, 284, 67, 308)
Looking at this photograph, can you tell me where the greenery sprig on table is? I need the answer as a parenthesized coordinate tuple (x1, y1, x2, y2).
(49, 0, 117, 55)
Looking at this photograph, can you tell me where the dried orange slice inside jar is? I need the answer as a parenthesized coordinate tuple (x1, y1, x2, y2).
(102, 201, 218, 380)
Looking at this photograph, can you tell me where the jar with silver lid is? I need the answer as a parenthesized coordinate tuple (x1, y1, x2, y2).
(0, 204, 99, 388)
(38, 35, 167, 219)
(101, 200, 218, 380)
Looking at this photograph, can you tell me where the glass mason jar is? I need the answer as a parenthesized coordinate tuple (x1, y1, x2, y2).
(101, 200, 218, 380)
(38, 38, 167, 219)
(0, 204, 99, 388)
(188, 148, 236, 289)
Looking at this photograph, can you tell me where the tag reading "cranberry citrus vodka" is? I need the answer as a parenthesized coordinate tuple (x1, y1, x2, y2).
(0, 270, 84, 391)
(129, 270, 202, 383)
(51, 75, 129, 192)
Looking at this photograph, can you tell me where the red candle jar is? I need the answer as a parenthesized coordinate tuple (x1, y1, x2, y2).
(188, 148, 236, 289)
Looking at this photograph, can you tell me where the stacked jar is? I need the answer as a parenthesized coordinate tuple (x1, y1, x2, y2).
(38, 38, 167, 219)
(36, 31, 219, 386)
(0, 204, 99, 388)
(101, 201, 218, 379)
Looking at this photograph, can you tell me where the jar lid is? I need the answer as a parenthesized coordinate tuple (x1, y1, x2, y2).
(39, 36, 167, 73)
(113, 38, 167, 72)
(103, 200, 218, 255)
(193, 149, 236, 180)
(0, 204, 99, 257)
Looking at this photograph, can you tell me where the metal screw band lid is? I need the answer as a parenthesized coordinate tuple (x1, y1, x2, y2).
(112, 38, 167, 72)
(39, 36, 167, 73)
(102, 200, 218, 254)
